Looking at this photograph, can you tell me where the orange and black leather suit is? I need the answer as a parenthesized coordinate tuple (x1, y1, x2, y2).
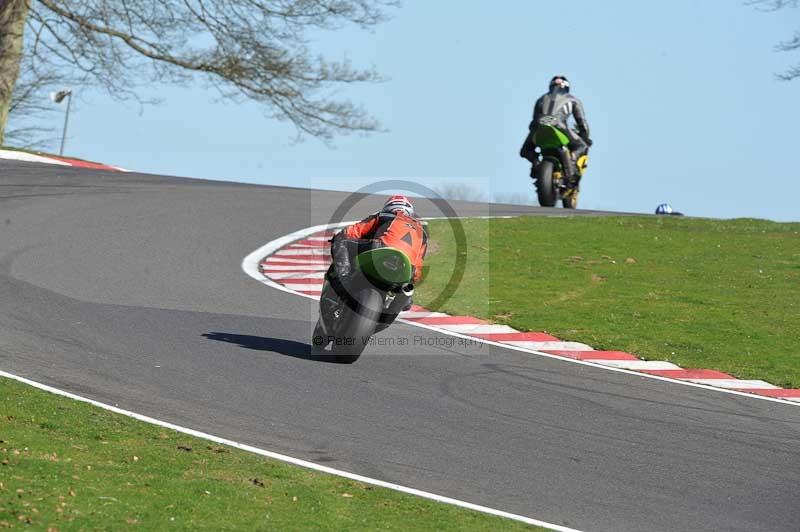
(331, 211, 427, 283)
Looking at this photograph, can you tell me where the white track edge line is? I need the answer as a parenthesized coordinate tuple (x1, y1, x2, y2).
(243, 221, 800, 408)
(0, 370, 582, 532)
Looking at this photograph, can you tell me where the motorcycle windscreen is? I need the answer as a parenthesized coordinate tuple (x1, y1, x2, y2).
(356, 247, 413, 286)
(532, 125, 570, 150)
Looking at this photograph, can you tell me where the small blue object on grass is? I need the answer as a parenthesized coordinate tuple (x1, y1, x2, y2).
(655, 203, 685, 216)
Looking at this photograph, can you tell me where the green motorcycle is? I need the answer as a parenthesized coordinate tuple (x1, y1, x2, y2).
(531, 116, 588, 209)
(313, 243, 414, 364)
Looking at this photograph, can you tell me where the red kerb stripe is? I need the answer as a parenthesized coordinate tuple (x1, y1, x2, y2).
(48, 156, 120, 171)
(292, 240, 329, 247)
(279, 278, 325, 284)
(639, 369, 734, 379)
(743, 389, 800, 398)
(543, 350, 638, 361)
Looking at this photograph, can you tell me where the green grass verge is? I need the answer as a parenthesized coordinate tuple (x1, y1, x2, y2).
(417, 216, 800, 388)
(0, 377, 545, 531)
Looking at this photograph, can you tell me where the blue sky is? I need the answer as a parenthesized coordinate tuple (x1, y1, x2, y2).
(30, 0, 800, 221)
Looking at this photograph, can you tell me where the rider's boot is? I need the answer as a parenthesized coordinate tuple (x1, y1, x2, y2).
(570, 154, 589, 189)
(558, 148, 574, 188)
(566, 157, 578, 188)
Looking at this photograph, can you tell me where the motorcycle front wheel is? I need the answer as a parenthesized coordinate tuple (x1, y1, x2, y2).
(331, 287, 383, 364)
(535, 160, 557, 207)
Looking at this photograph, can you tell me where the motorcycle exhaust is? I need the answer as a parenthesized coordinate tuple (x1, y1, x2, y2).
(401, 283, 414, 297)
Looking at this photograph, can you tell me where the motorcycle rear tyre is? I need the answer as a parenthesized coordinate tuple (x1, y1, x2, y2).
(535, 160, 557, 207)
(331, 287, 383, 364)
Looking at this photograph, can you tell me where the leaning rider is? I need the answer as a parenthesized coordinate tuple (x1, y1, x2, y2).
(321, 195, 427, 319)
(519, 75, 593, 186)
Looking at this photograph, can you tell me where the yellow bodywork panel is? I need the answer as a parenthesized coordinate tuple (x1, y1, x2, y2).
(576, 155, 589, 176)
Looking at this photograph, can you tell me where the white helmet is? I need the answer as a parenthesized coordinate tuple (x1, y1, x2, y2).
(381, 195, 414, 217)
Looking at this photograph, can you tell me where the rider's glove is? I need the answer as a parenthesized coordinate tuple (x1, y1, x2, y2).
(585, 138, 594, 147)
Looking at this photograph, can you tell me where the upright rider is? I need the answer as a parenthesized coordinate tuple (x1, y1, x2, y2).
(520, 75, 593, 187)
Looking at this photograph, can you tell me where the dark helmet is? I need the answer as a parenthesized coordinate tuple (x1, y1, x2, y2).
(655, 203, 674, 215)
(549, 75, 570, 94)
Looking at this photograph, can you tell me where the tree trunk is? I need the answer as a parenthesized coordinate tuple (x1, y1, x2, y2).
(0, 0, 30, 146)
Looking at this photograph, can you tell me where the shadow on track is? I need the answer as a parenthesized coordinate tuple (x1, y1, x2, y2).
(202, 332, 341, 363)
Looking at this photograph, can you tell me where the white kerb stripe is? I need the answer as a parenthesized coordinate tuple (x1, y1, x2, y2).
(264, 258, 330, 264)
(287, 242, 328, 248)
(588, 360, 682, 370)
(686, 379, 780, 390)
(0, 149, 71, 166)
(502, 341, 594, 351)
(435, 324, 519, 334)
(263, 265, 330, 271)
(267, 271, 326, 280)
(274, 248, 328, 256)
(279, 283, 324, 292)
(398, 311, 450, 319)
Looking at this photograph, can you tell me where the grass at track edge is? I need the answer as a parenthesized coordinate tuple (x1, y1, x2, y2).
(0, 376, 548, 531)
(416, 216, 800, 388)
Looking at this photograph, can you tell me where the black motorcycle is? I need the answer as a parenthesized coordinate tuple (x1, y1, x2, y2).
(312, 243, 414, 364)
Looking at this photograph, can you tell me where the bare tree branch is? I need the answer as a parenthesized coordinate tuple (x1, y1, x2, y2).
(5, 56, 60, 149)
(746, 0, 798, 11)
(0, 0, 399, 145)
(747, 0, 800, 80)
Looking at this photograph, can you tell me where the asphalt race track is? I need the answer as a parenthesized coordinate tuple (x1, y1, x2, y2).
(1, 160, 798, 532)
